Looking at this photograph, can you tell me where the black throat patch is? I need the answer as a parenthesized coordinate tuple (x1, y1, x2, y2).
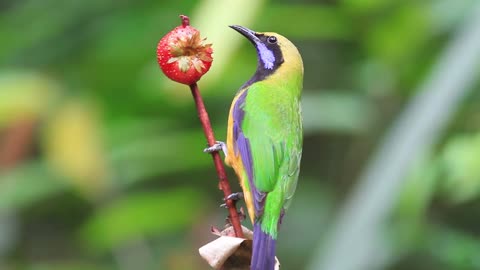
(240, 34, 284, 89)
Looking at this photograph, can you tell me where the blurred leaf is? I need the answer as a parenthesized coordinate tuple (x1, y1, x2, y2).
(423, 225, 480, 269)
(340, 0, 394, 14)
(108, 130, 213, 187)
(391, 156, 440, 252)
(43, 98, 111, 199)
(365, 3, 431, 66)
(0, 163, 67, 211)
(355, 60, 396, 97)
(302, 91, 376, 134)
(279, 180, 334, 269)
(80, 187, 206, 252)
(0, 0, 116, 64)
(23, 262, 111, 270)
(397, 157, 439, 220)
(0, 72, 60, 126)
(441, 133, 480, 203)
(262, 5, 353, 40)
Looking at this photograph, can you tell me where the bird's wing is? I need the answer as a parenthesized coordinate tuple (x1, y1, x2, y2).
(232, 83, 302, 218)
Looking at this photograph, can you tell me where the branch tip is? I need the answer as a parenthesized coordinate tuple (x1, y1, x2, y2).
(180, 15, 190, 27)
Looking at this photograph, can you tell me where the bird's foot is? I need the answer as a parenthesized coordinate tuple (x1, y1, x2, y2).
(203, 141, 227, 156)
(226, 192, 244, 201)
(219, 192, 244, 208)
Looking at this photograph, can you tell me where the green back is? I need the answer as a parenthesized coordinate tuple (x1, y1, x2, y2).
(241, 71, 303, 237)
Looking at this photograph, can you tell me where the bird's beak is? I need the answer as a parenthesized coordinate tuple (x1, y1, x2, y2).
(229, 25, 261, 44)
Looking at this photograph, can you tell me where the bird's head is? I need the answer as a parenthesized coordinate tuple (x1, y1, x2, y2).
(230, 25, 303, 78)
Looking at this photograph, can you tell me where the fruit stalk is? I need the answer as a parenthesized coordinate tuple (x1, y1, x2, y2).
(189, 82, 244, 238)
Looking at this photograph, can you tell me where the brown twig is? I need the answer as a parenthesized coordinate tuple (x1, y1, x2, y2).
(189, 83, 244, 238)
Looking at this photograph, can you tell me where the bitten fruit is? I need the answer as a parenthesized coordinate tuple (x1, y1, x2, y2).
(157, 15, 213, 85)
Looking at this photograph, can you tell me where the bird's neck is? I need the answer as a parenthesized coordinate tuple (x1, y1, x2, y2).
(265, 68, 303, 97)
(242, 64, 303, 98)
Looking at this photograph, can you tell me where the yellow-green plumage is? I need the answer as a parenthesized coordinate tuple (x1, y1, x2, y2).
(225, 26, 303, 270)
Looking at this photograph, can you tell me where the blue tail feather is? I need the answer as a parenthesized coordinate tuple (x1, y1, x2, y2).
(251, 223, 276, 270)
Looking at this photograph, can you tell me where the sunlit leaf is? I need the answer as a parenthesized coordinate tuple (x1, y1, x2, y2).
(0, 72, 60, 127)
(42, 98, 111, 199)
(441, 133, 480, 203)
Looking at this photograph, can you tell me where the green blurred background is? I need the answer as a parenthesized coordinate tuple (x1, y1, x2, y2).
(2, 0, 480, 269)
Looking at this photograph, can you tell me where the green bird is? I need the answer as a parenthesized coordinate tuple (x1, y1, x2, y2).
(219, 25, 303, 270)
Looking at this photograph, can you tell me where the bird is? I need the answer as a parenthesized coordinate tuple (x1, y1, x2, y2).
(208, 25, 304, 270)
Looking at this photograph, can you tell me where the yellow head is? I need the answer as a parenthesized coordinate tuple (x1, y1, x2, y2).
(230, 25, 304, 85)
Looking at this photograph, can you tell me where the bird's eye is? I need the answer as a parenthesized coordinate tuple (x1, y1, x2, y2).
(267, 36, 277, 44)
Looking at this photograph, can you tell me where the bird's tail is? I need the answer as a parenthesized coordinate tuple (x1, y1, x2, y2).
(251, 222, 276, 270)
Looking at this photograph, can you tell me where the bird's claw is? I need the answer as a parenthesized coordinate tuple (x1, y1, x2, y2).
(225, 192, 244, 201)
(219, 192, 244, 208)
(203, 141, 227, 156)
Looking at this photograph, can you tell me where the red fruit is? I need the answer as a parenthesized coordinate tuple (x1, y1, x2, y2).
(157, 15, 213, 85)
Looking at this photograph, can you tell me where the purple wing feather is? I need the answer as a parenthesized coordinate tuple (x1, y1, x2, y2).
(233, 90, 266, 217)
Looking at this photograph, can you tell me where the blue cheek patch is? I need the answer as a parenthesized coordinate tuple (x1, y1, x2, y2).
(257, 43, 275, 70)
